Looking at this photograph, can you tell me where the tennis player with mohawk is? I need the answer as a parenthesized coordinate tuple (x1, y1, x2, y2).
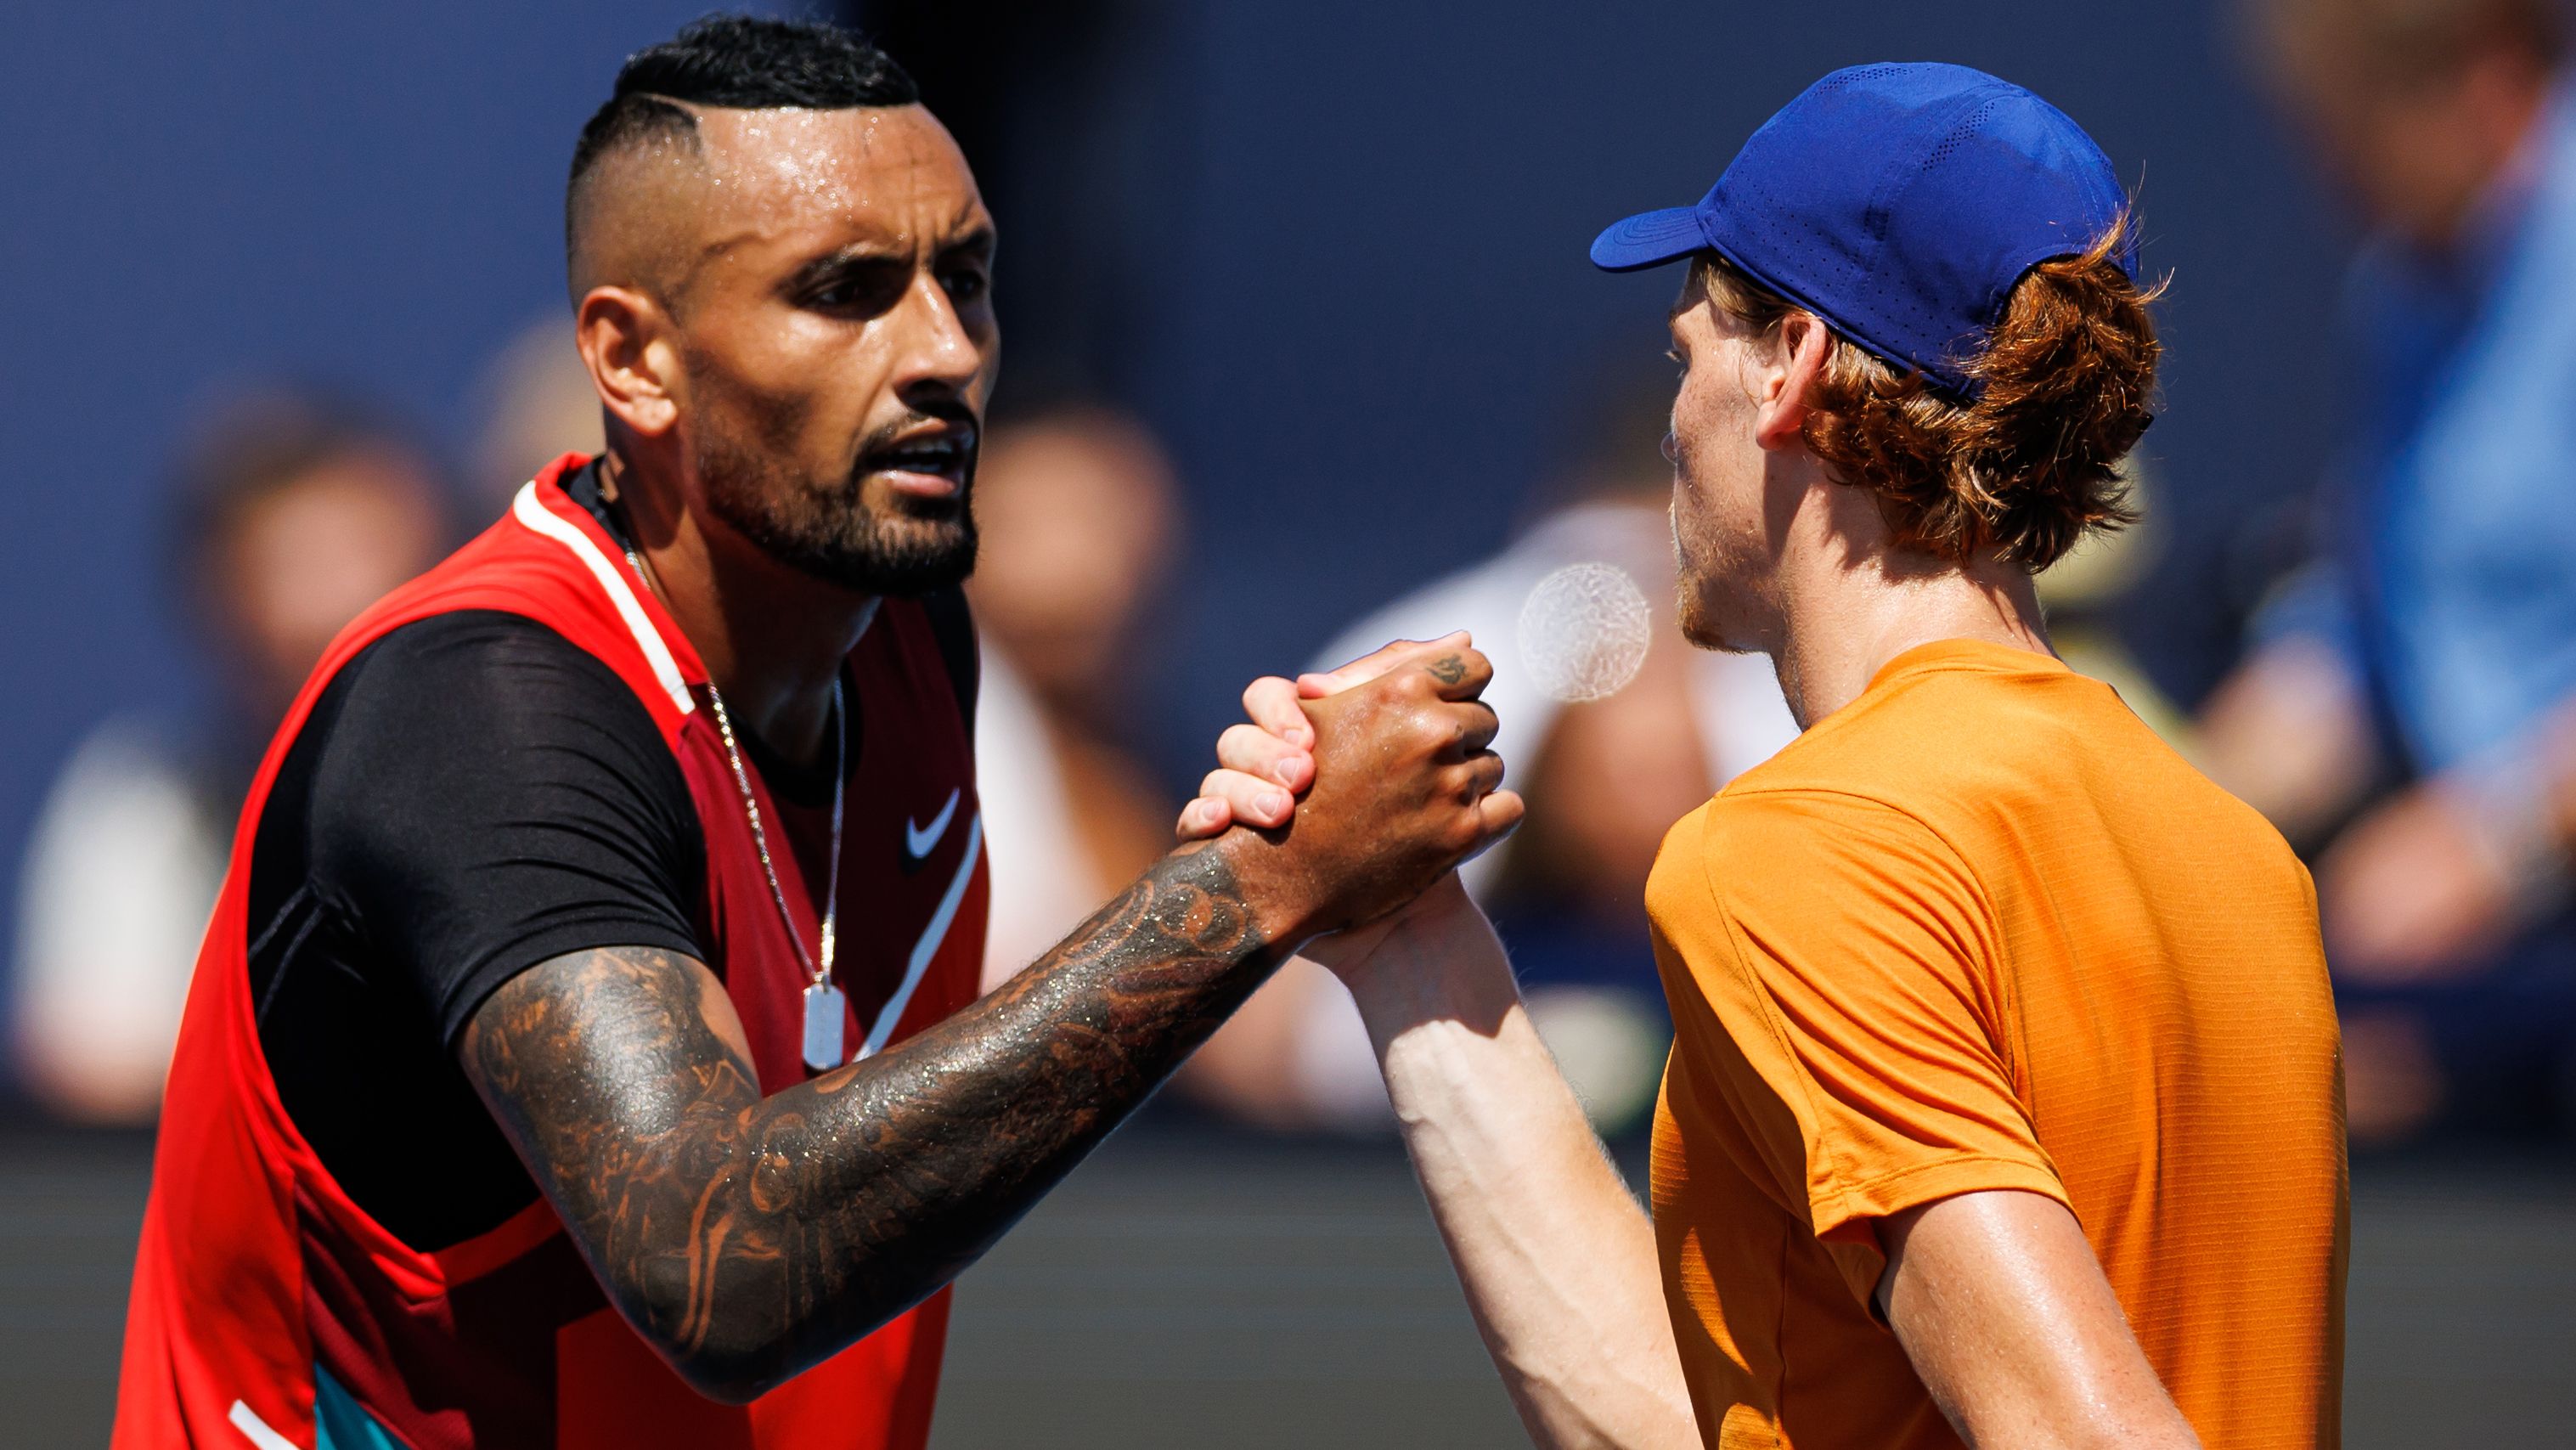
(115, 17, 1521, 1449)
(1188, 64, 2347, 1450)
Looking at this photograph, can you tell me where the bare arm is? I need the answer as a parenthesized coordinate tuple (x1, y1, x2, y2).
(1878, 1190, 2200, 1450)
(462, 844, 1276, 1402)
(1327, 876, 1698, 1450)
(459, 647, 1517, 1402)
(1182, 642, 1694, 1447)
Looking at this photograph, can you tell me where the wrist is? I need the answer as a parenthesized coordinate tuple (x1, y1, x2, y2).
(1337, 875, 1513, 1027)
(1203, 829, 1326, 956)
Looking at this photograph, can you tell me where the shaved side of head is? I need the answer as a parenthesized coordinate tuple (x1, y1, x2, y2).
(565, 97, 709, 305)
(564, 15, 922, 308)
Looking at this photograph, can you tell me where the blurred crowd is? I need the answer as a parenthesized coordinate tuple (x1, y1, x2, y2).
(12, 0, 2576, 1158)
(2196, 0, 2576, 1142)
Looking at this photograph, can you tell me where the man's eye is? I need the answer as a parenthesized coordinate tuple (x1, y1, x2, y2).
(944, 269, 989, 302)
(801, 267, 905, 316)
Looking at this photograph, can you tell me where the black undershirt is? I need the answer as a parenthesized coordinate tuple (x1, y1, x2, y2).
(247, 468, 918, 1253)
(248, 610, 715, 1249)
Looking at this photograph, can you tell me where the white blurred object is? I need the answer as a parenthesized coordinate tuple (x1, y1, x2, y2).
(1265, 502, 1801, 1137)
(1519, 561, 1652, 703)
(1523, 985, 1668, 1132)
(471, 316, 606, 511)
(970, 646, 1107, 992)
(1288, 968, 1397, 1131)
(12, 719, 227, 1122)
(1315, 502, 1798, 897)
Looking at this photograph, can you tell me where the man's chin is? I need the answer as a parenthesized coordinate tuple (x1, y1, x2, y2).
(838, 538, 977, 597)
(753, 518, 977, 597)
(1678, 618, 1754, 654)
(1675, 592, 1762, 656)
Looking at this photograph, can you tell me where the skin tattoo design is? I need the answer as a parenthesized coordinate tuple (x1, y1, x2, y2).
(462, 844, 1270, 1400)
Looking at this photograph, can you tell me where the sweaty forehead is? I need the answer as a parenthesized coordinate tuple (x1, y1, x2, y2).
(685, 104, 981, 251)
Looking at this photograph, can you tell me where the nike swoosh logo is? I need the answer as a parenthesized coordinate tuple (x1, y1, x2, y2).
(859, 812, 984, 1063)
(903, 787, 961, 865)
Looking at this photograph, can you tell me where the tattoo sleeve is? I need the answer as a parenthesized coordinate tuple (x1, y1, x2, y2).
(459, 843, 1276, 1402)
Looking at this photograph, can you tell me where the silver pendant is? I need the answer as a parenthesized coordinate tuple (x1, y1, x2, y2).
(802, 980, 848, 1072)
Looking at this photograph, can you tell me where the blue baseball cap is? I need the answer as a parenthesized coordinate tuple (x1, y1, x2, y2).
(1591, 62, 2135, 397)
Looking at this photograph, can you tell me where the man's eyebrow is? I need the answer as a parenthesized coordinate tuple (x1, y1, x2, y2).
(941, 224, 996, 260)
(783, 241, 906, 290)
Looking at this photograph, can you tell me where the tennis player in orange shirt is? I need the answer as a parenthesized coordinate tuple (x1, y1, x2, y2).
(1183, 64, 2347, 1449)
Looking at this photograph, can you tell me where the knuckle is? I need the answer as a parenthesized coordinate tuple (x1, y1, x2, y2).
(1405, 711, 1449, 752)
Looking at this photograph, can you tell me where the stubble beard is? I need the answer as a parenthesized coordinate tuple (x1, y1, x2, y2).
(1670, 499, 1766, 657)
(693, 407, 979, 598)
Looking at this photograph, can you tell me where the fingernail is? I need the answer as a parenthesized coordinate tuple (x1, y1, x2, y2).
(1256, 790, 1292, 818)
(1274, 759, 1304, 787)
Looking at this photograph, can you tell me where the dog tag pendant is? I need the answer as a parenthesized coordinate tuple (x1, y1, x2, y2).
(801, 980, 848, 1072)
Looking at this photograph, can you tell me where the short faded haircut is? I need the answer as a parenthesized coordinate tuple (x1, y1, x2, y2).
(564, 14, 920, 290)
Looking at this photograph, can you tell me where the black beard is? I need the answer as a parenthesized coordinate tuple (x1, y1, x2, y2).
(694, 422, 978, 597)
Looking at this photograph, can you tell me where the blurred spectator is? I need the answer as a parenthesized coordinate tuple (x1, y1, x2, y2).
(968, 403, 1183, 989)
(2206, 0, 2576, 1139)
(470, 316, 606, 512)
(1182, 387, 1801, 1135)
(10, 392, 450, 1123)
(2038, 463, 2196, 743)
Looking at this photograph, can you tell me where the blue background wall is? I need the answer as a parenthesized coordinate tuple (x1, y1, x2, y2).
(0, 2, 2347, 1021)
(1130, 0, 2343, 770)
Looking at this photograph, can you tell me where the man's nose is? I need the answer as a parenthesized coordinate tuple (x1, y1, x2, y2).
(889, 274, 986, 395)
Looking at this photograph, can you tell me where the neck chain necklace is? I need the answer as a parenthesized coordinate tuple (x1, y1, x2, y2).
(623, 544, 850, 1073)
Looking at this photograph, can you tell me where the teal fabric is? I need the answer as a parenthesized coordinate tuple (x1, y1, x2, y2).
(313, 1366, 409, 1450)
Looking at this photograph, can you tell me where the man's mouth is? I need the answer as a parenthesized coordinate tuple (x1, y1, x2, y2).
(864, 423, 977, 501)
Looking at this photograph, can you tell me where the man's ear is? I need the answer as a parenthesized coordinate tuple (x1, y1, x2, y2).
(1752, 312, 1830, 452)
(575, 286, 683, 440)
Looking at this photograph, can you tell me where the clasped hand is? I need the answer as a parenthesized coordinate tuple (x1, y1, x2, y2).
(1185, 633, 1520, 943)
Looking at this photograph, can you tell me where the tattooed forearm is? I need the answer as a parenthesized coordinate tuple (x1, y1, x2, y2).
(460, 843, 1277, 1402)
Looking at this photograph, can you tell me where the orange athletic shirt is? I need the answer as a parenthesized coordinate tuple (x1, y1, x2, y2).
(1645, 638, 2347, 1449)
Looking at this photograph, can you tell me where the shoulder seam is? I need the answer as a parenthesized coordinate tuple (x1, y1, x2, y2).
(510, 482, 695, 717)
(1691, 789, 2025, 1197)
(1678, 807, 1869, 1220)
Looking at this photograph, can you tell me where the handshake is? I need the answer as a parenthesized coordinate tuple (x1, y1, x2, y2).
(1155, 633, 1699, 1450)
(1173, 632, 1524, 954)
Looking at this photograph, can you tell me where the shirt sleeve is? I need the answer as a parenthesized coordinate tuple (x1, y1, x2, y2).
(303, 611, 707, 1047)
(1646, 789, 2068, 1309)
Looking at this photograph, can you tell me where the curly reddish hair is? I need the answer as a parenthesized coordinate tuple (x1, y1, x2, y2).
(1695, 220, 2162, 571)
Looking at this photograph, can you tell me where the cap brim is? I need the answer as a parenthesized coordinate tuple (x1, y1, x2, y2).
(1589, 206, 1708, 272)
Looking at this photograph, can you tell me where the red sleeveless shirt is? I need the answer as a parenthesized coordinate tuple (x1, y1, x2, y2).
(114, 455, 990, 1450)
